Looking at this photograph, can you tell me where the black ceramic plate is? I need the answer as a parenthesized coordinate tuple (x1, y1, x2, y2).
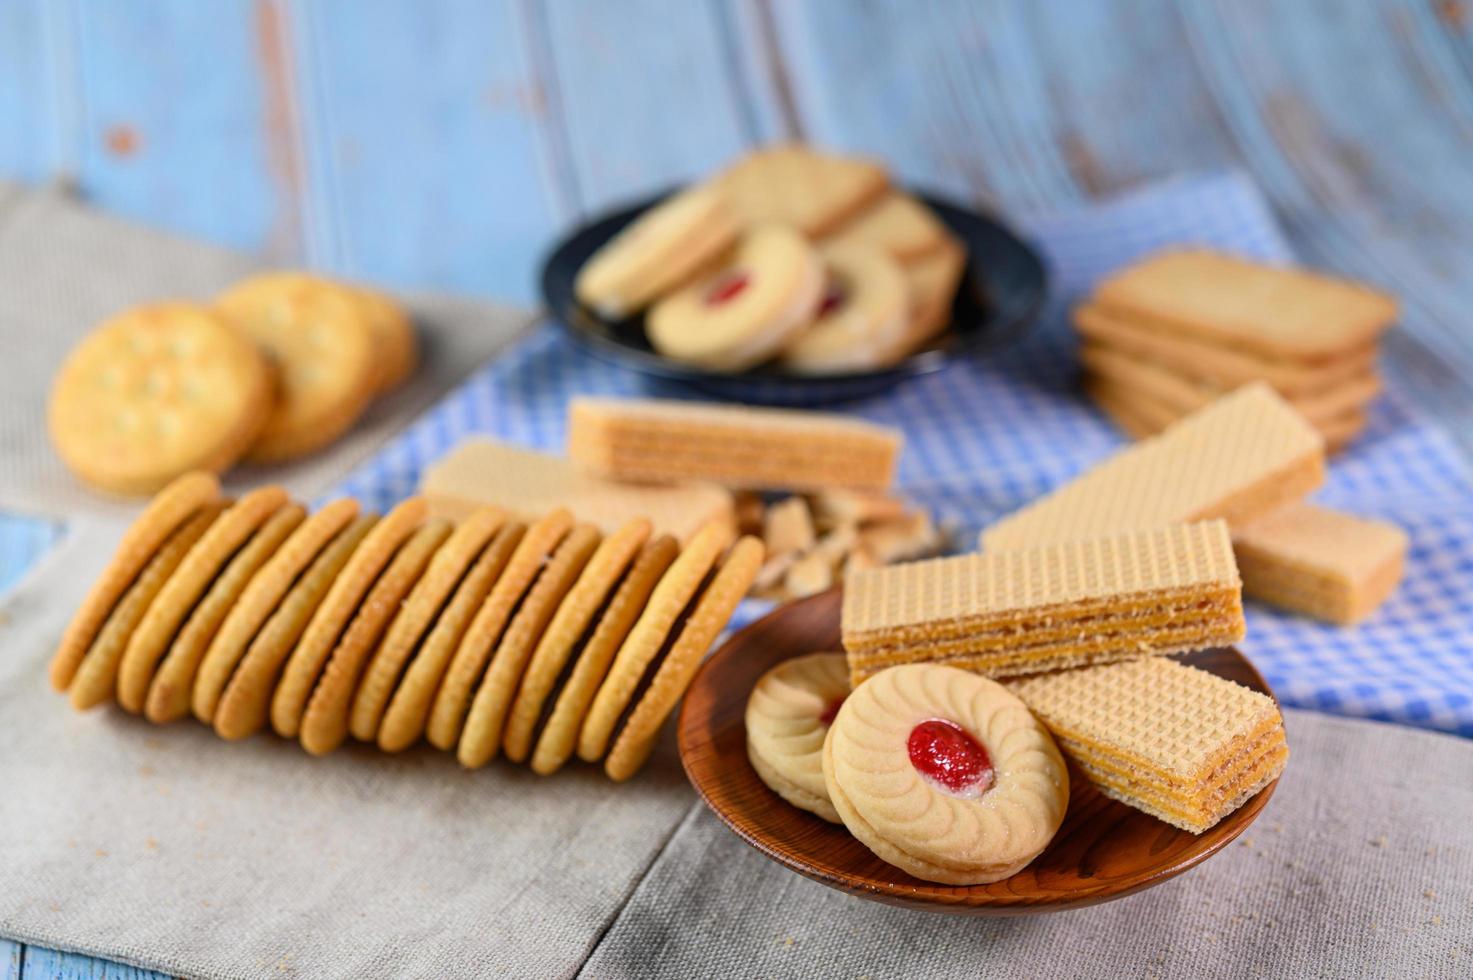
(540, 188, 1048, 405)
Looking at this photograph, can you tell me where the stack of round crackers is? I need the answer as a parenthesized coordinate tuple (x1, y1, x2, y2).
(574, 144, 967, 376)
(50, 472, 763, 782)
(1074, 249, 1396, 452)
(49, 273, 417, 495)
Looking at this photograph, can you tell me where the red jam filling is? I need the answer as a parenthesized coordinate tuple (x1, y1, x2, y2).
(818, 698, 845, 727)
(907, 719, 994, 797)
(703, 271, 751, 307)
(816, 280, 847, 317)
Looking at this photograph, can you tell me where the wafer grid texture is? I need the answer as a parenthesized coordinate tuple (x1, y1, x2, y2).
(324, 172, 1473, 736)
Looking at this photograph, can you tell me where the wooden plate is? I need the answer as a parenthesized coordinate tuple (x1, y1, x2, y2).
(677, 589, 1282, 915)
(540, 188, 1046, 406)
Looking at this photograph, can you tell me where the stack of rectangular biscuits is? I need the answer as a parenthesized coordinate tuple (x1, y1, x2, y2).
(1074, 250, 1397, 452)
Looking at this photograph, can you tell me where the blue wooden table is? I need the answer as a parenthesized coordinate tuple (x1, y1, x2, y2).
(4, 1, 1472, 976)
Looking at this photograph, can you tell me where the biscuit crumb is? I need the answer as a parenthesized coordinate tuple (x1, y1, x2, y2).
(94, 849, 108, 858)
(1369, 835, 1387, 848)
(138, 764, 155, 777)
(145, 838, 158, 851)
(1240, 836, 1254, 849)
(1424, 888, 1436, 899)
(1431, 915, 1442, 926)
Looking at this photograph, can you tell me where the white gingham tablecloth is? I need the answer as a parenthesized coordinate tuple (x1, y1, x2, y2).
(330, 171, 1473, 737)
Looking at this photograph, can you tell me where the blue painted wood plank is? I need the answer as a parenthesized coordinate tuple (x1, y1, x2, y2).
(291, 0, 565, 303)
(535, 0, 758, 211)
(0, 513, 64, 597)
(71, 0, 298, 259)
(0, 1, 67, 183)
(1, 940, 19, 980)
(16, 946, 166, 980)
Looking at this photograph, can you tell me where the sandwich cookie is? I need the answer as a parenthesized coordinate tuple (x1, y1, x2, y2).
(823, 664, 1068, 885)
(745, 652, 850, 821)
(780, 243, 910, 375)
(646, 226, 824, 372)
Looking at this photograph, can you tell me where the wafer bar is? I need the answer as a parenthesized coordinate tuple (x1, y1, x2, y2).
(568, 397, 902, 492)
(1007, 657, 1288, 833)
(1232, 503, 1407, 624)
(420, 438, 733, 543)
(842, 521, 1245, 684)
(981, 383, 1324, 550)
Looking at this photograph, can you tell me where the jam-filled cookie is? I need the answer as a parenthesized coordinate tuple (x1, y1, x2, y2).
(780, 243, 910, 375)
(745, 652, 851, 822)
(575, 184, 739, 319)
(823, 663, 1068, 885)
(646, 226, 824, 372)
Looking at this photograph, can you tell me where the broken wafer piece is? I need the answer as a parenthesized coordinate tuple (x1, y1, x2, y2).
(420, 439, 732, 544)
(981, 383, 1324, 551)
(1232, 503, 1407, 625)
(568, 397, 902, 493)
(1007, 658, 1288, 834)
(763, 497, 816, 558)
(843, 521, 1245, 685)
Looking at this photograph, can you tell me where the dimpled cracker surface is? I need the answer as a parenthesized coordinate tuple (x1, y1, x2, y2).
(846, 521, 1240, 646)
(1006, 658, 1282, 781)
(1092, 249, 1397, 359)
(981, 383, 1324, 550)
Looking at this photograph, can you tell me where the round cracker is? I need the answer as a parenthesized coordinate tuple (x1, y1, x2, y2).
(426, 509, 573, 751)
(192, 497, 360, 723)
(577, 520, 733, 762)
(116, 485, 289, 712)
(605, 535, 764, 781)
(270, 497, 428, 737)
(51, 471, 221, 691)
(376, 520, 525, 753)
(349, 507, 507, 741)
(48, 305, 272, 495)
(299, 518, 452, 755)
(351, 286, 418, 393)
(145, 502, 306, 723)
(212, 514, 379, 740)
(216, 273, 378, 464)
(502, 519, 650, 763)
(530, 535, 678, 776)
(457, 523, 603, 769)
(69, 502, 227, 709)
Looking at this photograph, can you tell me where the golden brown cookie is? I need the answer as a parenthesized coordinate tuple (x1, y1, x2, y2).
(69, 502, 226, 709)
(48, 305, 272, 494)
(145, 500, 306, 723)
(713, 144, 889, 237)
(646, 226, 825, 372)
(820, 191, 951, 263)
(427, 509, 574, 750)
(456, 523, 603, 768)
(780, 243, 910, 375)
(578, 520, 733, 762)
(271, 497, 428, 737)
(377, 520, 525, 752)
(351, 285, 418, 393)
(191, 497, 360, 723)
(884, 237, 965, 361)
(605, 535, 764, 781)
(349, 506, 507, 742)
(215, 273, 378, 463)
(745, 652, 850, 822)
(300, 518, 452, 755)
(530, 535, 679, 776)
(502, 518, 651, 763)
(51, 471, 222, 692)
(212, 514, 377, 740)
(116, 485, 289, 712)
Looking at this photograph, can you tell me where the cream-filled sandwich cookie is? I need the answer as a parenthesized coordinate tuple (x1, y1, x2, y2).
(575, 184, 739, 319)
(745, 652, 851, 822)
(646, 226, 824, 372)
(823, 663, 1068, 885)
(780, 244, 910, 375)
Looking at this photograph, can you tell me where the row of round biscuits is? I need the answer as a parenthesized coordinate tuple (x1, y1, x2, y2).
(49, 472, 763, 781)
(575, 148, 966, 375)
(49, 273, 417, 495)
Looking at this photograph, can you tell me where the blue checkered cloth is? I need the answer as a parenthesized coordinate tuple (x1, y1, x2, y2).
(338, 173, 1468, 738)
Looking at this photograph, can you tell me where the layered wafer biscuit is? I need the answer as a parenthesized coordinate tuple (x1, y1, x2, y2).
(1007, 657, 1288, 834)
(981, 383, 1324, 551)
(568, 398, 902, 493)
(1092, 250, 1397, 361)
(843, 522, 1245, 684)
(1232, 503, 1407, 625)
(1074, 303, 1380, 397)
(420, 439, 732, 543)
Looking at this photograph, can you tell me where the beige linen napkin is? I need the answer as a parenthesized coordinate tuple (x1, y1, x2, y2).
(0, 181, 536, 518)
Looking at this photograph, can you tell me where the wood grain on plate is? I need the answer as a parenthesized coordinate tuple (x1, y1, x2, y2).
(679, 588, 1279, 914)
